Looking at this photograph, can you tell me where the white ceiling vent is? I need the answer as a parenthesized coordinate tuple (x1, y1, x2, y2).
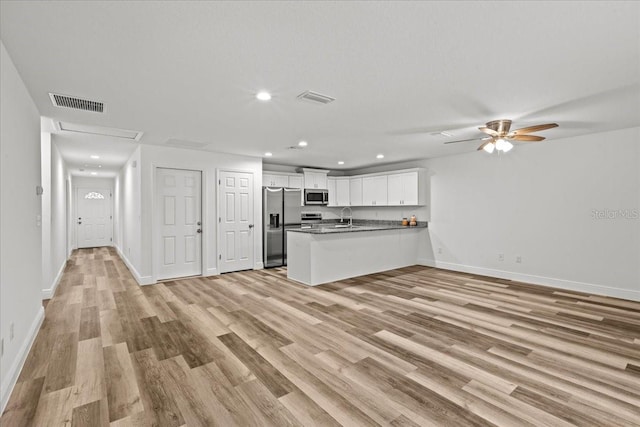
(296, 90, 335, 105)
(56, 121, 143, 141)
(164, 139, 211, 149)
(49, 93, 104, 113)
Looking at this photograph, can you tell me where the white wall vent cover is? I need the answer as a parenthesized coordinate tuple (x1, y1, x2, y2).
(296, 90, 335, 105)
(56, 121, 143, 141)
(49, 93, 104, 113)
(164, 139, 211, 149)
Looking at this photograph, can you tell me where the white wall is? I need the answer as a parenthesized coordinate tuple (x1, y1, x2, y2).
(41, 134, 71, 299)
(133, 145, 262, 283)
(0, 41, 44, 411)
(114, 147, 142, 281)
(424, 127, 639, 301)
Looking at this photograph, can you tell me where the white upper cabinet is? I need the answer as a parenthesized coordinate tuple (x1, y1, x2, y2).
(327, 178, 337, 206)
(328, 177, 350, 207)
(287, 174, 304, 189)
(263, 172, 304, 188)
(362, 175, 388, 206)
(263, 173, 288, 187)
(302, 168, 329, 189)
(387, 171, 419, 205)
(335, 178, 351, 206)
(349, 177, 363, 206)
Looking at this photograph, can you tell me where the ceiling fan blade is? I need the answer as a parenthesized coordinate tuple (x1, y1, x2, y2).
(477, 140, 493, 151)
(479, 127, 499, 137)
(443, 137, 488, 145)
(511, 123, 558, 135)
(511, 134, 545, 141)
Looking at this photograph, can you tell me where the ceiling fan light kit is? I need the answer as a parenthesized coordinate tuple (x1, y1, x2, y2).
(446, 119, 558, 154)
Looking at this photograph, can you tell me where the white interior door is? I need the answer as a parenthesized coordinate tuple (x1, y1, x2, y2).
(156, 168, 202, 280)
(219, 171, 254, 273)
(77, 188, 112, 248)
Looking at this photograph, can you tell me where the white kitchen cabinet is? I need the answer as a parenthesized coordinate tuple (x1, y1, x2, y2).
(362, 175, 387, 206)
(327, 178, 337, 206)
(349, 177, 363, 206)
(327, 177, 350, 207)
(288, 174, 303, 189)
(335, 178, 350, 206)
(387, 171, 418, 205)
(263, 173, 289, 187)
(303, 170, 328, 189)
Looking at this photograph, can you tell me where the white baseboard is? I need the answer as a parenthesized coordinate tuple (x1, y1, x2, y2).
(1, 306, 45, 413)
(419, 259, 640, 302)
(42, 260, 66, 300)
(205, 267, 218, 277)
(255, 261, 264, 270)
(115, 246, 154, 286)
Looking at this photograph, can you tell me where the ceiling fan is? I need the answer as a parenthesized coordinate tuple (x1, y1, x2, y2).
(444, 119, 558, 153)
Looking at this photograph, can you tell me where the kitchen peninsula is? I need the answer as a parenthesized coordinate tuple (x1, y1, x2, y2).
(287, 221, 428, 286)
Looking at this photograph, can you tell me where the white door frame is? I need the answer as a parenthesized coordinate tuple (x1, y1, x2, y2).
(75, 186, 113, 248)
(152, 165, 205, 283)
(216, 168, 256, 273)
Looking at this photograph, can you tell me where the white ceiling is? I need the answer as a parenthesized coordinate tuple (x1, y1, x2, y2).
(2, 1, 639, 173)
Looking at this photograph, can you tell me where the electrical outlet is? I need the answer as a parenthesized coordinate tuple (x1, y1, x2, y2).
(498, 253, 504, 262)
(10, 322, 14, 341)
(1, 338, 4, 357)
(437, 247, 442, 254)
(516, 256, 522, 263)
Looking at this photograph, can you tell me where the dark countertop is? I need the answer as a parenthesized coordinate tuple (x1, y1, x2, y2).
(288, 220, 428, 234)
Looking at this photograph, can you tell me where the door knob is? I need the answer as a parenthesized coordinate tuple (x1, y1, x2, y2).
(197, 221, 201, 226)
(248, 224, 254, 229)
(197, 229, 202, 233)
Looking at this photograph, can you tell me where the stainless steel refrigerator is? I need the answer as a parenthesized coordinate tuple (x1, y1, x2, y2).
(263, 187, 301, 268)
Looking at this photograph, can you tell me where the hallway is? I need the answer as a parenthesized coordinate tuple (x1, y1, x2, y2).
(2, 248, 640, 426)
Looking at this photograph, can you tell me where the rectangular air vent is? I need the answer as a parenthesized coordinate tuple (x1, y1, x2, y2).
(49, 93, 104, 112)
(57, 121, 143, 141)
(296, 90, 335, 105)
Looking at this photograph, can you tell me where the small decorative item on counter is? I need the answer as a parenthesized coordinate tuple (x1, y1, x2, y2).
(409, 214, 417, 226)
(402, 217, 409, 226)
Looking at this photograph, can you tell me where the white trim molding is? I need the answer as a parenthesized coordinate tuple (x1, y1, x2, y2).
(115, 246, 154, 286)
(1, 306, 45, 413)
(418, 259, 640, 302)
(42, 260, 66, 299)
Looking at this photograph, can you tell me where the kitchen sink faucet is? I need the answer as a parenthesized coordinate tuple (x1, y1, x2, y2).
(340, 206, 353, 226)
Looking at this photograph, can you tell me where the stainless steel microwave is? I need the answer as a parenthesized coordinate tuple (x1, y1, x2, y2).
(304, 189, 328, 205)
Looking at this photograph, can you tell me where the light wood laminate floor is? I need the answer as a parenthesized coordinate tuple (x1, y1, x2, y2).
(2, 247, 640, 426)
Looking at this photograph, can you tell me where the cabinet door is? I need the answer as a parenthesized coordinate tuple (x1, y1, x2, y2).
(288, 175, 303, 189)
(349, 177, 363, 206)
(263, 173, 275, 187)
(362, 177, 375, 206)
(372, 175, 388, 205)
(273, 174, 289, 187)
(327, 178, 337, 207)
(387, 173, 403, 205)
(335, 178, 350, 206)
(315, 173, 327, 190)
(402, 171, 419, 205)
(363, 176, 387, 205)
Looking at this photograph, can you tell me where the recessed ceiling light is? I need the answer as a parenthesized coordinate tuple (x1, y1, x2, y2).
(256, 91, 272, 101)
(90, 172, 98, 175)
(98, 165, 102, 168)
(376, 154, 384, 159)
(264, 152, 273, 157)
(338, 161, 344, 165)
(298, 141, 308, 147)
(90, 155, 100, 159)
